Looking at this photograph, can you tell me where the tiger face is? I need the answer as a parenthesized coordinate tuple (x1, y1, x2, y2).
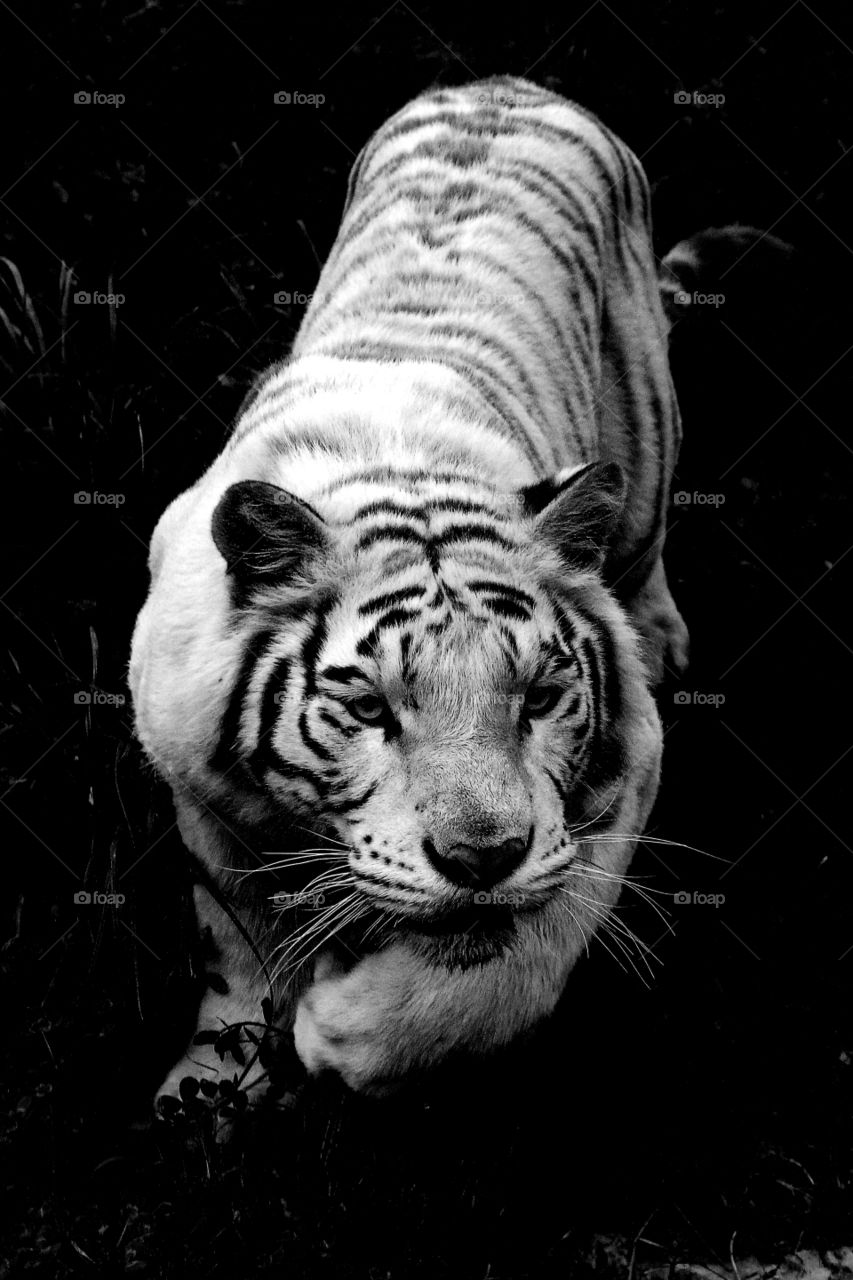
(210, 460, 653, 964)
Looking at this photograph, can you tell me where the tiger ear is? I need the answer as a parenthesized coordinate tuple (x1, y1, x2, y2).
(520, 462, 626, 572)
(211, 480, 327, 591)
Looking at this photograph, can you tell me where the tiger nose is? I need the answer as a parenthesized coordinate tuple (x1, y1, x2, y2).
(424, 831, 532, 889)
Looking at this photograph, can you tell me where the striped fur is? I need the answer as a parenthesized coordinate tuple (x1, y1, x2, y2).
(130, 76, 684, 1101)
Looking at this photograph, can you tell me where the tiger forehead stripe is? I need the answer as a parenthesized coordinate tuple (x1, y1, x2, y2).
(357, 585, 426, 615)
(356, 608, 421, 658)
(465, 580, 537, 609)
(319, 664, 367, 684)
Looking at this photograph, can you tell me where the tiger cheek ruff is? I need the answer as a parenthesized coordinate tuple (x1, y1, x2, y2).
(130, 75, 689, 1103)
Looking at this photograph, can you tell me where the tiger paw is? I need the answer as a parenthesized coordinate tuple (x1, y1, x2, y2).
(292, 951, 413, 1096)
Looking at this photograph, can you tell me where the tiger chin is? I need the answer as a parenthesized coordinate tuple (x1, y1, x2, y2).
(128, 74, 748, 1112)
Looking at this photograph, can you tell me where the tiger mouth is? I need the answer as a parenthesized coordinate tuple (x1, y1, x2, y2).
(391, 903, 518, 969)
(406, 900, 519, 939)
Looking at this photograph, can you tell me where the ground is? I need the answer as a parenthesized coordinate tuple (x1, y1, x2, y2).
(1, 1, 851, 1276)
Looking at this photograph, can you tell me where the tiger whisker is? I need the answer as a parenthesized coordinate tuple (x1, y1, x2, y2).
(572, 864, 672, 929)
(561, 890, 655, 987)
(293, 824, 350, 849)
(267, 892, 364, 986)
(275, 898, 373, 987)
(561, 885, 662, 975)
(568, 793, 620, 835)
(574, 832, 725, 863)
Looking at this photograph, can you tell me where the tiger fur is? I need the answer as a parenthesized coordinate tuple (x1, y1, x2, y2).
(130, 74, 694, 1103)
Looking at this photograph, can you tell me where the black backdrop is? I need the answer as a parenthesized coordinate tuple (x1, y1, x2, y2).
(1, 2, 851, 1276)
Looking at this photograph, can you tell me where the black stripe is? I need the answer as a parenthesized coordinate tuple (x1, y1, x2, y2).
(250, 651, 295, 783)
(558, 693, 582, 719)
(467, 580, 536, 609)
(358, 586, 426, 615)
(301, 597, 335, 699)
(429, 498, 510, 519)
(571, 599, 623, 726)
(298, 707, 334, 762)
(356, 523, 427, 553)
(320, 664, 366, 685)
(549, 595, 579, 655)
(400, 632, 413, 681)
(436, 523, 518, 552)
(545, 767, 569, 801)
(326, 781, 379, 815)
(351, 500, 426, 522)
(265, 758, 327, 791)
(356, 608, 420, 658)
(210, 628, 276, 773)
(481, 598, 531, 623)
(319, 708, 359, 738)
(499, 625, 519, 660)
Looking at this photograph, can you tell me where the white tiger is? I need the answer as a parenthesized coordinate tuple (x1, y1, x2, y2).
(130, 75, 718, 1106)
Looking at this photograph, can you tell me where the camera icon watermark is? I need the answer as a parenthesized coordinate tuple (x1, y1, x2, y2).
(74, 890, 126, 906)
(672, 491, 726, 507)
(673, 90, 725, 108)
(672, 690, 726, 708)
(273, 90, 325, 107)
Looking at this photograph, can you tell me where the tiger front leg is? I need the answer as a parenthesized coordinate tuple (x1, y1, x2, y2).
(155, 882, 283, 1117)
(293, 904, 586, 1095)
(155, 793, 293, 1123)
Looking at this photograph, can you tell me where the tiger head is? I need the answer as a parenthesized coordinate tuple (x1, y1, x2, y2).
(202, 460, 661, 964)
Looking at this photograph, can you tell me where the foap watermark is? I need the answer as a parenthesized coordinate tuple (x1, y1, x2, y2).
(73, 291, 126, 306)
(74, 890, 126, 906)
(673, 290, 725, 309)
(473, 890, 525, 907)
(476, 88, 525, 108)
(272, 690, 307, 707)
(74, 689, 126, 707)
(673, 90, 725, 108)
(468, 287, 533, 312)
(673, 691, 726, 708)
(273, 289, 322, 306)
(73, 490, 126, 506)
(74, 90, 125, 107)
(272, 890, 326, 909)
(673, 890, 726, 908)
(273, 90, 325, 107)
(673, 491, 726, 507)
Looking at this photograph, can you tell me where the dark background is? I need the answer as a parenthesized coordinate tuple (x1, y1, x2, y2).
(1, 2, 851, 1276)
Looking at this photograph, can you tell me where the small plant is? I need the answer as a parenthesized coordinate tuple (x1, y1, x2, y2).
(156, 997, 297, 1127)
